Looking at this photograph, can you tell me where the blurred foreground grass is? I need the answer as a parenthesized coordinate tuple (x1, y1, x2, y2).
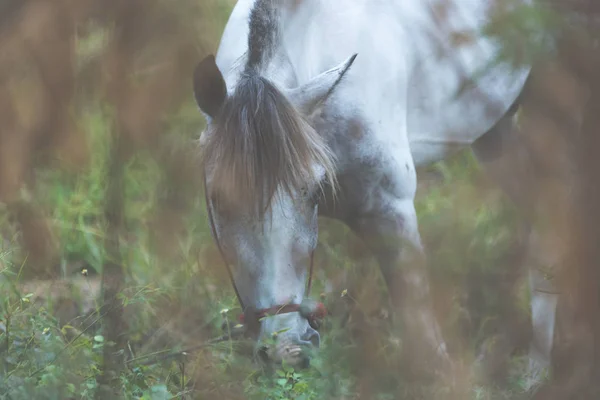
(0, 1, 541, 399)
(0, 110, 532, 399)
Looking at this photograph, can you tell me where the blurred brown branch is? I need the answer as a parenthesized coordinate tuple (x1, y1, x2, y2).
(0, 0, 215, 395)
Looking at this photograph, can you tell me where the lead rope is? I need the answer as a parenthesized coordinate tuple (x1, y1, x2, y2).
(306, 250, 315, 295)
(203, 173, 245, 311)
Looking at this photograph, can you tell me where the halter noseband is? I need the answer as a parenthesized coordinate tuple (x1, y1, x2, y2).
(203, 172, 326, 330)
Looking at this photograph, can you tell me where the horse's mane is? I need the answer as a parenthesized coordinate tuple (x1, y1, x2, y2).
(201, 0, 336, 217)
(201, 72, 336, 217)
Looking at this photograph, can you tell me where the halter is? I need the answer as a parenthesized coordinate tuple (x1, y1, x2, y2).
(202, 172, 326, 331)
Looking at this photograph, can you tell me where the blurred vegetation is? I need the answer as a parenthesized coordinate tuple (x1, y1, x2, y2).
(0, 0, 598, 399)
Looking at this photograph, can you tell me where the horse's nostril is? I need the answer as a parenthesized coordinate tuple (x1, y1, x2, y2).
(302, 327, 320, 348)
(257, 345, 270, 364)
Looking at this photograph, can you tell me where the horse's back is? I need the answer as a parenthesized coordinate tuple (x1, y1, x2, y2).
(398, 0, 532, 164)
(216, 0, 532, 165)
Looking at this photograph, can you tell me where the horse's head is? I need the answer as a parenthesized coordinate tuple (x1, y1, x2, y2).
(192, 54, 356, 367)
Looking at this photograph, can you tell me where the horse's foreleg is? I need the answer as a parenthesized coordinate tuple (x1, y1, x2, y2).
(347, 198, 452, 379)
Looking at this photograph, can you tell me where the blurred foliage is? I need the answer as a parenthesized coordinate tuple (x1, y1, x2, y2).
(0, 0, 596, 399)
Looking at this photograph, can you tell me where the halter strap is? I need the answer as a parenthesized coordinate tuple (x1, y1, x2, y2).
(203, 173, 245, 310)
(202, 172, 320, 324)
(239, 304, 302, 323)
(237, 302, 327, 327)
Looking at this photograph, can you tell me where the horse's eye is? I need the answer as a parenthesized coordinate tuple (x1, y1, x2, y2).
(299, 187, 312, 199)
(300, 186, 322, 206)
(309, 189, 322, 205)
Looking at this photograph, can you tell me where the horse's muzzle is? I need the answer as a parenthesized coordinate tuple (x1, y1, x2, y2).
(256, 329, 318, 368)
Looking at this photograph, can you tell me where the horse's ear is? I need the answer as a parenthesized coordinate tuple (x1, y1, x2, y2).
(193, 54, 227, 118)
(288, 53, 357, 116)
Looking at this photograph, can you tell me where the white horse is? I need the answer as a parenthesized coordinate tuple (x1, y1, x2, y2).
(192, 0, 557, 381)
